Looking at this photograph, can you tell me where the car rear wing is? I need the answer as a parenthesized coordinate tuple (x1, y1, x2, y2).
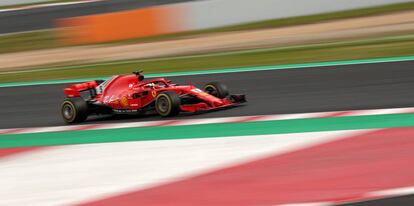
(63, 81, 100, 98)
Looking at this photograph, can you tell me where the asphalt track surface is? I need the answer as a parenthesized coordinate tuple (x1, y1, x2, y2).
(0, 0, 195, 34)
(1, 60, 414, 129)
(342, 195, 414, 206)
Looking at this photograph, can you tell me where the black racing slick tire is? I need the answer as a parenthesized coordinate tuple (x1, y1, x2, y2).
(155, 91, 181, 117)
(61, 97, 88, 123)
(203, 82, 229, 99)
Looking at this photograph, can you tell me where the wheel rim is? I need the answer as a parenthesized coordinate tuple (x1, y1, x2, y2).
(157, 96, 169, 113)
(62, 104, 74, 120)
(205, 86, 218, 96)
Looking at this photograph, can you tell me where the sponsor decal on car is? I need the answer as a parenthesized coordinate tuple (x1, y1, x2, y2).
(103, 95, 122, 104)
(120, 96, 129, 107)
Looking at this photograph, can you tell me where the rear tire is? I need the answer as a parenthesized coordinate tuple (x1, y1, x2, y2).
(203, 82, 229, 98)
(61, 97, 88, 123)
(155, 91, 181, 117)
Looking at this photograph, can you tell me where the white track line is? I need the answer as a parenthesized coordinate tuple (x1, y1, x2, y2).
(366, 186, 414, 198)
(0, 0, 104, 13)
(0, 107, 413, 135)
(276, 186, 414, 206)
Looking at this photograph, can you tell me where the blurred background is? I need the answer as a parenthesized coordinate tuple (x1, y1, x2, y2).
(2, 1, 414, 206)
(0, 0, 413, 82)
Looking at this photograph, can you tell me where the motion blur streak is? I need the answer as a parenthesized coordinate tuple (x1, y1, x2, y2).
(0, 147, 43, 158)
(0, 130, 365, 206)
(57, 5, 187, 44)
(79, 128, 414, 206)
(55, 0, 411, 44)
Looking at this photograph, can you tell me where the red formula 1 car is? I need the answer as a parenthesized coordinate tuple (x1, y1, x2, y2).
(61, 71, 246, 123)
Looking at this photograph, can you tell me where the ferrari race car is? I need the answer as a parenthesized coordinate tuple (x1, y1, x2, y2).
(61, 71, 246, 123)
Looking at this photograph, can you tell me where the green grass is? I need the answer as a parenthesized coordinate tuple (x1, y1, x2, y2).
(0, 30, 60, 53)
(1, 34, 414, 83)
(1, 1, 414, 54)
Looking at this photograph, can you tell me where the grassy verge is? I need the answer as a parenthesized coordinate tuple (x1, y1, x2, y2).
(0, 30, 59, 54)
(1, 1, 414, 54)
(1, 34, 414, 83)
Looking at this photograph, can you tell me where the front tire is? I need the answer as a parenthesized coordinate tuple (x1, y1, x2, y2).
(155, 91, 181, 117)
(61, 97, 88, 123)
(203, 82, 229, 98)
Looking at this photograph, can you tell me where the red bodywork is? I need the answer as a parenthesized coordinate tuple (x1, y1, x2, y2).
(64, 74, 243, 114)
